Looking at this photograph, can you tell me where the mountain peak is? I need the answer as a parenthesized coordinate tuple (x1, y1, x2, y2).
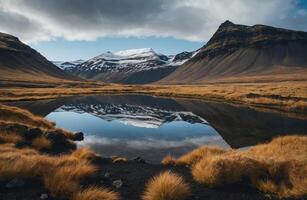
(219, 20, 235, 28)
(115, 48, 156, 57)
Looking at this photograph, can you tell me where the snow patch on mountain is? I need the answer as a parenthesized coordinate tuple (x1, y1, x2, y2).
(72, 48, 195, 74)
(53, 59, 84, 70)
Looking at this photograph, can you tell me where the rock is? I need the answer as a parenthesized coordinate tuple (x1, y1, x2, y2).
(40, 193, 48, 199)
(5, 178, 24, 189)
(72, 132, 84, 141)
(104, 172, 110, 178)
(112, 179, 123, 188)
(133, 156, 146, 164)
(45, 131, 66, 144)
(23, 128, 43, 139)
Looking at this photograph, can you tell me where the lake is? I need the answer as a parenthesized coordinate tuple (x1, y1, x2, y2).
(9, 95, 307, 163)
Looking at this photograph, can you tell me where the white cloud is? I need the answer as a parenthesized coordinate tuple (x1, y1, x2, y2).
(0, 0, 306, 43)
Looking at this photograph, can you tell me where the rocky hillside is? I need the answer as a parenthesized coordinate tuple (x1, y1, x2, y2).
(65, 48, 195, 84)
(160, 21, 307, 83)
(0, 32, 78, 83)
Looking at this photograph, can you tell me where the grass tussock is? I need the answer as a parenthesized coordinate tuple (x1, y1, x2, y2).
(0, 104, 54, 128)
(161, 155, 176, 165)
(162, 146, 227, 166)
(186, 135, 307, 198)
(0, 80, 306, 113)
(142, 171, 190, 200)
(31, 136, 52, 150)
(0, 132, 23, 143)
(72, 148, 101, 162)
(0, 144, 119, 199)
(74, 186, 120, 200)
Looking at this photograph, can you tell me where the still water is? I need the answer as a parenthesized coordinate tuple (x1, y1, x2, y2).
(10, 95, 307, 163)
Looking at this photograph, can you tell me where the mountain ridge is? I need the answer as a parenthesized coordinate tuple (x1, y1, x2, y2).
(58, 48, 196, 84)
(0, 32, 79, 83)
(159, 21, 307, 83)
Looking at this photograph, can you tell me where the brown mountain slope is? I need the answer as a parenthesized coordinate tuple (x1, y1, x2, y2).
(160, 21, 307, 84)
(0, 32, 78, 83)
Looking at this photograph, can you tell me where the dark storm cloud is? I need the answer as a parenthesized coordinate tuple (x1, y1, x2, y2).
(0, 0, 306, 43)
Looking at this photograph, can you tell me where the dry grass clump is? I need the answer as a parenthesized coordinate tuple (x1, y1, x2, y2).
(111, 156, 128, 163)
(72, 148, 101, 162)
(0, 132, 23, 143)
(43, 161, 97, 198)
(74, 186, 120, 200)
(161, 155, 176, 165)
(188, 135, 307, 198)
(0, 104, 54, 128)
(192, 154, 266, 186)
(142, 171, 190, 200)
(31, 136, 52, 150)
(175, 146, 227, 166)
(0, 144, 119, 199)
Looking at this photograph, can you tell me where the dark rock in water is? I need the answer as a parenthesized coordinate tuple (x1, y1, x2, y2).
(72, 132, 84, 141)
(5, 178, 24, 189)
(23, 128, 43, 140)
(40, 193, 48, 199)
(45, 131, 66, 144)
(112, 179, 123, 188)
(132, 157, 146, 164)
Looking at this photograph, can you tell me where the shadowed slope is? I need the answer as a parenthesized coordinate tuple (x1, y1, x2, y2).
(160, 21, 307, 83)
(0, 32, 79, 83)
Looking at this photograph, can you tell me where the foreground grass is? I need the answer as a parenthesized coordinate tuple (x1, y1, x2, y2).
(0, 104, 120, 200)
(142, 171, 191, 200)
(163, 136, 307, 198)
(1, 104, 306, 199)
(0, 81, 306, 114)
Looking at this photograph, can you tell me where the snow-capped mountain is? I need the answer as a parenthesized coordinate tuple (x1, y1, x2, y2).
(61, 48, 196, 84)
(53, 59, 84, 71)
(57, 103, 208, 128)
(76, 48, 171, 73)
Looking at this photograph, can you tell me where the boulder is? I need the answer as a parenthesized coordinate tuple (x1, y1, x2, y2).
(40, 193, 48, 199)
(133, 156, 146, 164)
(23, 128, 43, 140)
(112, 179, 123, 189)
(5, 178, 24, 189)
(72, 132, 84, 141)
(45, 131, 66, 144)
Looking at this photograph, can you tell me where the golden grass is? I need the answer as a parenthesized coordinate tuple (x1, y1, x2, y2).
(192, 154, 266, 186)
(0, 104, 119, 199)
(142, 171, 190, 200)
(43, 161, 97, 198)
(0, 104, 54, 128)
(162, 146, 227, 166)
(161, 155, 176, 165)
(31, 136, 52, 150)
(186, 135, 307, 198)
(0, 80, 306, 114)
(74, 186, 120, 200)
(72, 148, 101, 162)
(0, 132, 23, 143)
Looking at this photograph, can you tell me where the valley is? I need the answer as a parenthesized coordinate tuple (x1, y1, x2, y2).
(0, 16, 306, 200)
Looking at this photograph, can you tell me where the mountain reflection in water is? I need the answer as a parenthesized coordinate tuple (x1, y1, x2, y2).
(8, 95, 307, 163)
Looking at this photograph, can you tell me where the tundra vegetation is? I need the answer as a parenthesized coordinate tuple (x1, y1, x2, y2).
(0, 104, 306, 199)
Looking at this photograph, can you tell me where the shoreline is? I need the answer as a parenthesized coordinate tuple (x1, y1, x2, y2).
(0, 81, 306, 118)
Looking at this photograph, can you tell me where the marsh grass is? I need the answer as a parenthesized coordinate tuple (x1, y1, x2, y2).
(168, 136, 307, 198)
(74, 186, 120, 200)
(0, 104, 120, 200)
(142, 171, 191, 200)
(0, 80, 306, 113)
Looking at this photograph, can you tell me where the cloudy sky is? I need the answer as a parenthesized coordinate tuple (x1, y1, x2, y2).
(0, 0, 306, 60)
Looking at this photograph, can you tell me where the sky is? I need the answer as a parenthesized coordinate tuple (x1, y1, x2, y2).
(0, 0, 307, 61)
